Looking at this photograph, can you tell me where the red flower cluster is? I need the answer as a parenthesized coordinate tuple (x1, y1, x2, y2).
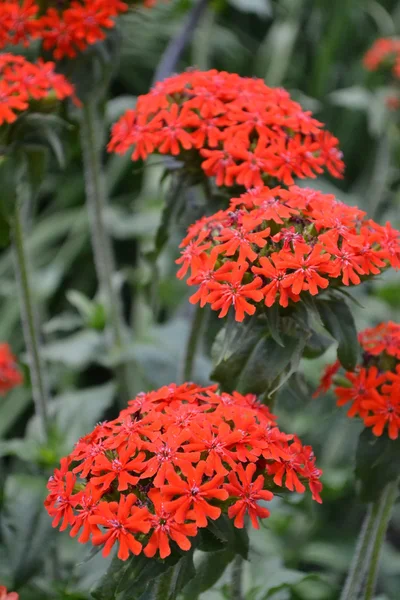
(364, 37, 400, 79)
(177, 185, 400, 321)
(45, 383, 322, 561)
(0, 587, 18, 600)
(108, 69, 344, 188)
(0, 1, 161, 59)
(0, 0, 38, 49)
(0, 342, 23, 395)
(36, 0, 128, 60)
(0, 54, 76, 125)
(315, 322, 400, 440)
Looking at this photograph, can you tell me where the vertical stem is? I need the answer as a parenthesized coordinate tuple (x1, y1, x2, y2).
(80, 97, 131, 400)
(340, 480, 398, 600)
(12, 198, 50, 441)
(231, 555, 244, 600)
(180, 305, 205, 383)
(363, 480, 398, 600)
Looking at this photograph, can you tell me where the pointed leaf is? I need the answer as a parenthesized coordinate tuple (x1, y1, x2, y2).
(317, 299, 360, 371)
(183, 549, 235, 599)
(211, 320, 304, 396)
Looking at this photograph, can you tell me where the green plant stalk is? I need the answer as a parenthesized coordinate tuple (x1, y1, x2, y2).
(363, 480, 399, 600)
(340, 480, 398, 600)
(180, 304, 206, 383)
(12, 198, 50, 441)
(231, 555, 244, 600)
(340, 502, 380, 600)
(80, 97, 131, 400)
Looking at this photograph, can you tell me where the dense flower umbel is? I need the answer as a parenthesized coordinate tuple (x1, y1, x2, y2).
(0, 343, 23, 395)
(0, 586, 19, 600)
(0, 54, 76, 125)
(108, 69, 344, 187)
(177, 185, 400, 321)
(45, 384, 322, 561)
(0, 1, 162, 58)
(364, 38, 400, 80)
(315, 322, 400, 440)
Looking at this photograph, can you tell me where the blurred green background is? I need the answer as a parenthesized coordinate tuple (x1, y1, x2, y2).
(1, 0, 400, 598)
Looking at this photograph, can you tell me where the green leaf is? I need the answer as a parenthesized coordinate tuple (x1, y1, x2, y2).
(208, 515, 249, 560)
(1, 474, 53, 587)
(317, 299, 359, 371)
(183, 549, 235, 599)
(197, 527, 228, 553)
(90, 553, 130, 600)
(303, 329, 333, 359)
(41, 330, 103, 368)
(261, 571, 321, 598)
(211, 320, 305, 396)
(355, 429, 400, 502)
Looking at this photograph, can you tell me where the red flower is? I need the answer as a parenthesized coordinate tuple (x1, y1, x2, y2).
(144, 489, 197, 559)
(277, 245, 331, 296)
(0, 586, 19, 600)
(90, 494, 151, 560)
(316, 322, 400, 440)
(91, 443, 147, 491)
(45, 383, 323, 559)
(178, 185, 399, 321)
(206, 262, 263, 321)
(109, 69, 345, 187)
(0, 54, 76, 125)
(225, 463, 273, 529)
(0, 343, 23, 395)
(162, 461, 228, 527)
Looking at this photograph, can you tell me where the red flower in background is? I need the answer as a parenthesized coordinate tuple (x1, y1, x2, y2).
(177, 186, 400, 321)
(45, 383, 322, 560)
(109, 69, 345, 188)
(0, 0, 163, 57)
(0, 54, 77, 125)
(0, 587, 19, 600)
(315, 322, 400, 440)
(364, 37, 400, 79)
(0, 343, 23, 395)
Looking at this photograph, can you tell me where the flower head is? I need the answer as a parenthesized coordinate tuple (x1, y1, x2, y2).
(315, 322, 400, 440)
(177, 186, 399, 321)
(45, 383, 322, 560)
(0, 343, 23, 395)
(0, 54, 77, 126)
(109, 69, 344, 187)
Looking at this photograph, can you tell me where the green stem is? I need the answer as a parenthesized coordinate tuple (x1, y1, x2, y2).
(12, 198, 50, 441)
(80, 97, 131, 400)
(340, 480, 398, 600)
(363, 480, 398, 600)
(180, 305, 205, 383)
(231, 555, 244, 600)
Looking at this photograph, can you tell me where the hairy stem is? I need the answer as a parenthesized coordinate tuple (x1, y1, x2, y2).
(12, 197, 50, 441)
(80, 97, 131, 400)
(152, 0, 210, 84)
(340, 480, 398, 600)
(363, 480, 398, 600)
(231, 555, 244, 600)
(180, 305, 205, 383)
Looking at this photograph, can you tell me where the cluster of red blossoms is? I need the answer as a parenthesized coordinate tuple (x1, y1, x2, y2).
(108, 69, 345, 188)
(0, 587, 18, 600)
(0, 0, 160, 60)
(364, 37, 400, 80)
(45, 383, 322, 561)
(176, 185, 400, 321)
(315, 322, 400, 440)
(0, 342, 22, 395)
(0, 53, 76, 125)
